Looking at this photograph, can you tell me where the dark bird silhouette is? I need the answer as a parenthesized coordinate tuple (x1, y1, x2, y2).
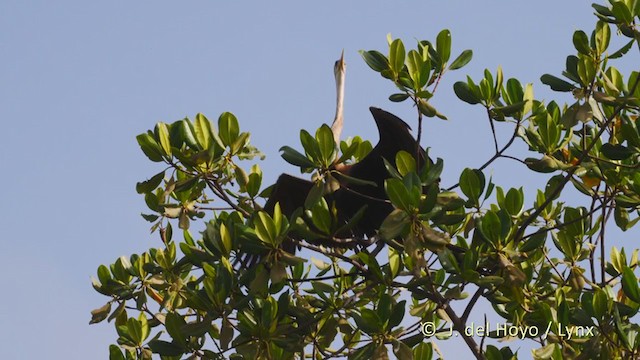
(263, 106, 427, 256)
(236, 53, 430, 266)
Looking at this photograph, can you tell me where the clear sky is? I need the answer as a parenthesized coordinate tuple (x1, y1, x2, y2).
(1, 1, 632, 358)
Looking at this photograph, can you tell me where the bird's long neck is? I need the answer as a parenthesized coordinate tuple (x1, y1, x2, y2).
(331, 71, 345, 145)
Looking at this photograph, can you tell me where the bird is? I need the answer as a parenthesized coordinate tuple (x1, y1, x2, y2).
(262, 107, 427, 255)
(237, 52, 429, 265)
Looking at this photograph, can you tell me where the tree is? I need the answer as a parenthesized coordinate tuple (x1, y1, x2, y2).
(91, 1, 640, 359)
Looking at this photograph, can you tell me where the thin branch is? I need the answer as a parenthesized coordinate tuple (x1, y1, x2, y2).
(447, 118, 521, 191)
(461, 287, 485, 323)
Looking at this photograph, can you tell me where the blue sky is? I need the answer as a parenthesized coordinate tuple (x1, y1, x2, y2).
(1, 1, 630, 358)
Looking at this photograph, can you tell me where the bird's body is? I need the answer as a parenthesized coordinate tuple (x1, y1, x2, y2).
(263, 107, 426, 254)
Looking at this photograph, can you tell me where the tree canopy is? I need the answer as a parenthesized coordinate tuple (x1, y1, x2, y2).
(91, 1, 640, 359)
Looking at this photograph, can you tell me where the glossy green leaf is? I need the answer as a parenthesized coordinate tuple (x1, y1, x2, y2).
(594, 21, 611, 54)
(108, 345, 125, 360)
(622, 266, 640, 303)
(316, 124, 336, 165)
(592, 287, 608, 318)
(572, 30, 591, 55)
(353, 309, 381, 335)
(395, 150, 416, 176)
(177, 118, 199, 149)
(155, 122, 172, 157)
(136, 132, 164, 162)
(385, 178, 415, 212)
(436, 29, 452, 64)
(449, 49, 472, 70)
(279, 146, 315, 168)
(503, 187, 524, 216)
(540, 74, 575, 92)
(308, 197, 332, 234)
(413, 342, 433, 360)
(359, 50, 389, 72)
(480, 210, 501, 245)
(136, 171, 165, 194)
(611, 1, 633, 23)
(459, 168, 485, 205)
(255, 211, 277, 245)
(218, 112, 239, 147)
(389, 38, 406, 75)
(453, 81, 480, 104)
(194, 113, 212, 150)
(389, 93, 410, 102)
(520, 232, 546, 252)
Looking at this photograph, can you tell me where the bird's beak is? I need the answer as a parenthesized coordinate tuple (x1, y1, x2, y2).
(338, 49, 345, 70)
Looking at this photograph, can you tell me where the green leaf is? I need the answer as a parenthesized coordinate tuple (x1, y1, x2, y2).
(136, 171, 165, 194)
(612, 1, 633, 23)
(449, 49, 473, 70)
(218, 112, 239, 147)
(540, 74, 575, 92)
(385, 178, 415, 212)
(353, 309, 381, 335)
(377, 294, 393, 324)
(389, 38, 406, 75)
(395, 151, 416, 176)
(389, 93, 410, 102)
(413, 342, 433, 360)
(308, 197, 332, 235)
(459, 168, 485, 205)
(255, 211, 277, 245)
(148, 340, 185, 356)
(359, 50, 389, 73)
(503, 187, 524, 216)
(592, 287, 608, 318)
(108, 345, 125, 360)
(316, 124, 336, 165)
(194, 113, 213, 150)
(389, 247, 401, 278)
(136, 132, 164, 162)
(453, 81, 480, 105)
(300, 129, 321, 163)
(480, 210, 501, 245)
(594, 21, 611, 54)
(572, 30, 591, 55)
(155, 122, 172, 157)
(622, 267, 640, 303)
(520, 232, 546, 252)
(601, 143, 635, 160)
(126, 317, 143, 345)
(279, 146, 315, 168)
(176, 118, 199, 149)
(304, 181, 324, 210)
(247, 171, 262, 198)
(436, 29, 452, 64)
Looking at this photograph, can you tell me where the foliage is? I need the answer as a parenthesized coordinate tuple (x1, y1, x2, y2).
(92, 1, 640, 359)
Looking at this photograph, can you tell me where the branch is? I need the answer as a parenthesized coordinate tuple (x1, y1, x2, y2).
(461, 287, 484, 323)
(447, 118, 521, 191)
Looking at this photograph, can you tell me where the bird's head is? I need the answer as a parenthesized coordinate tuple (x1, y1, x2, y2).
(334, 50, 346, 79)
